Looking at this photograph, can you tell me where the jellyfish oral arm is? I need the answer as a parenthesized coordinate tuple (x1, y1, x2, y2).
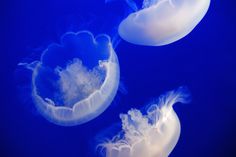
(29, 32, 120, 126)
(100, 87, 190, 157)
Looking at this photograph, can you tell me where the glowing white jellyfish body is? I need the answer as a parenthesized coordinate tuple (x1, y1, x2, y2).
(100, 87, 190, 157)
(27, 31, 119, 126)
(119, 0, 211, 46)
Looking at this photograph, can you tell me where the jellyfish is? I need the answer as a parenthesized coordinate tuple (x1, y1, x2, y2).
(19, 31, 120, 126)
(118, 0, 211, 46)
(99, 87, 190, 157)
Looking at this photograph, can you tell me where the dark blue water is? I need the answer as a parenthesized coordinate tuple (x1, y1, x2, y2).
(1, 0, 236, 157)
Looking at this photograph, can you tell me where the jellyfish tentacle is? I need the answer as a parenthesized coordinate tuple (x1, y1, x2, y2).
(125, 0, 138, 12)
(20, 31, 120, 126)
(99, 87, 190, 157)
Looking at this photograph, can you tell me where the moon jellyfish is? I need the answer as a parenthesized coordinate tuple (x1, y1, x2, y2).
(19, 31, 120, 126)
(99, 87, 190, 157)
(118, 0, 211, 46)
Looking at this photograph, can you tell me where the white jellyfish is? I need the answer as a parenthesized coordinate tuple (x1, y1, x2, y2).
(118, 0, 211, 46)
(99, 87, 190, 157)
(20, 31, 120, 126)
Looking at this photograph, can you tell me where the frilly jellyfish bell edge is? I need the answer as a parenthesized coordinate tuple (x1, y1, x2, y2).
(29, 31, 120, 126)
(99, 87, 191, 157)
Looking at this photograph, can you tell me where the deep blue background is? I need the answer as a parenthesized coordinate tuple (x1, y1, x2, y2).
(1, 0, 236, 157)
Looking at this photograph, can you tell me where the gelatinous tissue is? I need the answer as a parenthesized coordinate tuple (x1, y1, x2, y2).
(99, 87, 190, 157)
(18, 31, 120, 126)
(119, 0, 211, 46)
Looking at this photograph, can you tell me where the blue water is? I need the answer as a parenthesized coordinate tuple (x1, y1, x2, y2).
(1, 0, 236, 157)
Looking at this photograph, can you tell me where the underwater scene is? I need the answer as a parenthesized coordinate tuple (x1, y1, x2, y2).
(1, 0, 236, 157)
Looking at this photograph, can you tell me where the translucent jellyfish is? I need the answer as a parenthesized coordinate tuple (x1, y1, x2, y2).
(118, 0, 211, 46)
(19, 31, 120, 126)
(99, 87, 190, 157)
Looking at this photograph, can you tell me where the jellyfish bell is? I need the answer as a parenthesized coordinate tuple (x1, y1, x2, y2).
(28, 31, 120, 126)
(118, 0, 211, 46)
(100, 87, 190, 157)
